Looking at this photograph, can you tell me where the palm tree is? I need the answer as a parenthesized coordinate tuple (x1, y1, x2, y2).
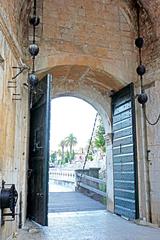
(65, 133, 77, 156)
(59, 140, 66, 162)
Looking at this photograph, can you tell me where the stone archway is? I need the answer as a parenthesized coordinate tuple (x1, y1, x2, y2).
(38, 63, 125, 134)
(38, 64, 124, 213)
(38, 61, 139, 217)
(27, 0, 158, 225)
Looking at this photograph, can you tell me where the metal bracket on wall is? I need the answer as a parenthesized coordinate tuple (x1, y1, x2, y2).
(12, 66, 29, 80)
(12, 93, 22, 101)
(7, 80, 17, 89)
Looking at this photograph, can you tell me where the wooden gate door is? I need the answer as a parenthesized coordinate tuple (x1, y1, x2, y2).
(27, 74, 52, 226)
(112, 83, 139, 220)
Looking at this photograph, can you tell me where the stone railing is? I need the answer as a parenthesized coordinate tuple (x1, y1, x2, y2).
(75, 168, 106, 203)
(49, 167, 106, 204)
(49, 168, 75, 183)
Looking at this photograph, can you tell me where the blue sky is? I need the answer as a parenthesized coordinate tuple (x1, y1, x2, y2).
(50, 97, 97, 151)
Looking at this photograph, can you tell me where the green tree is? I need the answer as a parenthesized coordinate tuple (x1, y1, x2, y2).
(64, 150, 70, 163)
(57, 148, 62, 165)
(50, 151, 57, 164)
(88, 152, 94, 161)
(65, 133, 77, 156)
(70, 149, 75, 161)
(94, 118, 106, 152)
(59, 140, 66, 162)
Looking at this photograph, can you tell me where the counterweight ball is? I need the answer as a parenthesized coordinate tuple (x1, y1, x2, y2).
(136, 64, 146, 76)
(29, 16, 40, 26)
(137, 92, 148, 105)
(28, 73, 38, 87)
(135, 37, 144, 48)
(29, 44, 39, 56)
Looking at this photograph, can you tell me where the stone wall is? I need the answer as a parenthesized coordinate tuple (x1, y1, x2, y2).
(0, 0, 32, 47)
(37, 0, 137, 87)
(0, 3, 29, 239)
(134, 2, 160, 225)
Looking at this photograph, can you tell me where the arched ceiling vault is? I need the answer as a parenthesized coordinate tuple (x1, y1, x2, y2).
(19, 0, 157, 92)
(50, 64, 122, 92)
(18, 0, 156, 49)
(20, 0, 155, 35)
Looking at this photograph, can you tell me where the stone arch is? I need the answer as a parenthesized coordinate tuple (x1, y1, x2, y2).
(37, 54, 132, 88)
(38, 63, 116, 212)
(39, 62, 118, 131)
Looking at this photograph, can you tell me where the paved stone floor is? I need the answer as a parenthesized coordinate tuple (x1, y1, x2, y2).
(49, 191, 105, 212)
(14, 183, 160, 239)
(48, 181, 105, 213)
(15, 210, 160, 240)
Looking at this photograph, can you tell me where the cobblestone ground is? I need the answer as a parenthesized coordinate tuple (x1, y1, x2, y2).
(14, 210, 160, 240)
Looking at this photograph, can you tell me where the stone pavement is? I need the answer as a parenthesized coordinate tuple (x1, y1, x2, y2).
(48, 181, 105, 213)
(49, 191, 105, 213)
(15, 210, 160, 240)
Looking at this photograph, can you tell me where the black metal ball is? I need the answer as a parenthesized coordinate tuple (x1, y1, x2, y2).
(29, 44, 39, 56)
(136, 64, 146, 76)
(28, 73, 38, 87)
(137, 92, 148, 105)
(29, 16, 40, 26)
(135, 37, 144, 48)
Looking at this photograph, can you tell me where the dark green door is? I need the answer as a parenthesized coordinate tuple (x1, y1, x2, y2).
(27, 74, 52, 226)
(112, 83, 139, 220)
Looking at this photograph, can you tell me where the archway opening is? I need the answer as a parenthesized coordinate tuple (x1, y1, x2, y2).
(27, 73, 139, 232)
(48, 96, 108, 224)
